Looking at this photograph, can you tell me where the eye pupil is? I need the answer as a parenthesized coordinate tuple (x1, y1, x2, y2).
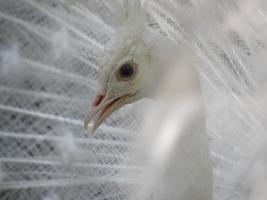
(116, 61, 137, 81)
(120, 63, 134, 77)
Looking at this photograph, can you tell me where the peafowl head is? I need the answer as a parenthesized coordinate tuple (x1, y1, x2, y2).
(84, 1, 158, 131)
(84, 31, 155, 131)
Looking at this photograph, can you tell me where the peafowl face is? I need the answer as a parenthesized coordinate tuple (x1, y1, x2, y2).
(84, 32, 153, 132)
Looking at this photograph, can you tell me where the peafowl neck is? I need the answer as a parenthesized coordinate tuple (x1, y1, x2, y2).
(134, 40, 213, 199)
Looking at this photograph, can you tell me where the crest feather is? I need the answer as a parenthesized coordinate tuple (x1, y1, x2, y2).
(100, 0, 149, 30)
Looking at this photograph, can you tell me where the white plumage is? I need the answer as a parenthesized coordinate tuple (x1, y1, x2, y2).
(0, 0, 267, 200)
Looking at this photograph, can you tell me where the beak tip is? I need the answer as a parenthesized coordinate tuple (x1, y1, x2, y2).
(84, 94, 127, 133)
(84, 120, 89, 130)
(83, 117, 100, 133)
(84, 120, 99, 133)
(92, 123, 99, 133)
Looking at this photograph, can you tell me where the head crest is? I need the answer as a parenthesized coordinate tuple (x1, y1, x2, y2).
(101, 0, 149, 31)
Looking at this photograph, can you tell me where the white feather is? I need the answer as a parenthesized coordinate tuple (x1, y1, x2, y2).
(0, 44, 22, 82)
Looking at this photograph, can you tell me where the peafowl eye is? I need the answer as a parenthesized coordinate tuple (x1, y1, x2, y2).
(116, 61, 137, 81)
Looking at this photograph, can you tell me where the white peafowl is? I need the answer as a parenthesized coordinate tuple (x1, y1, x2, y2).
(0, 0, 267, 200)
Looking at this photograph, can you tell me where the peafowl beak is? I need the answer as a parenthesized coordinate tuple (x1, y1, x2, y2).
(84, 92, 130, 132)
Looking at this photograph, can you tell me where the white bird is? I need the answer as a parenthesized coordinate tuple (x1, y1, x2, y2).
(81, 2, 213, 199)
(0, 0, 267, 200)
